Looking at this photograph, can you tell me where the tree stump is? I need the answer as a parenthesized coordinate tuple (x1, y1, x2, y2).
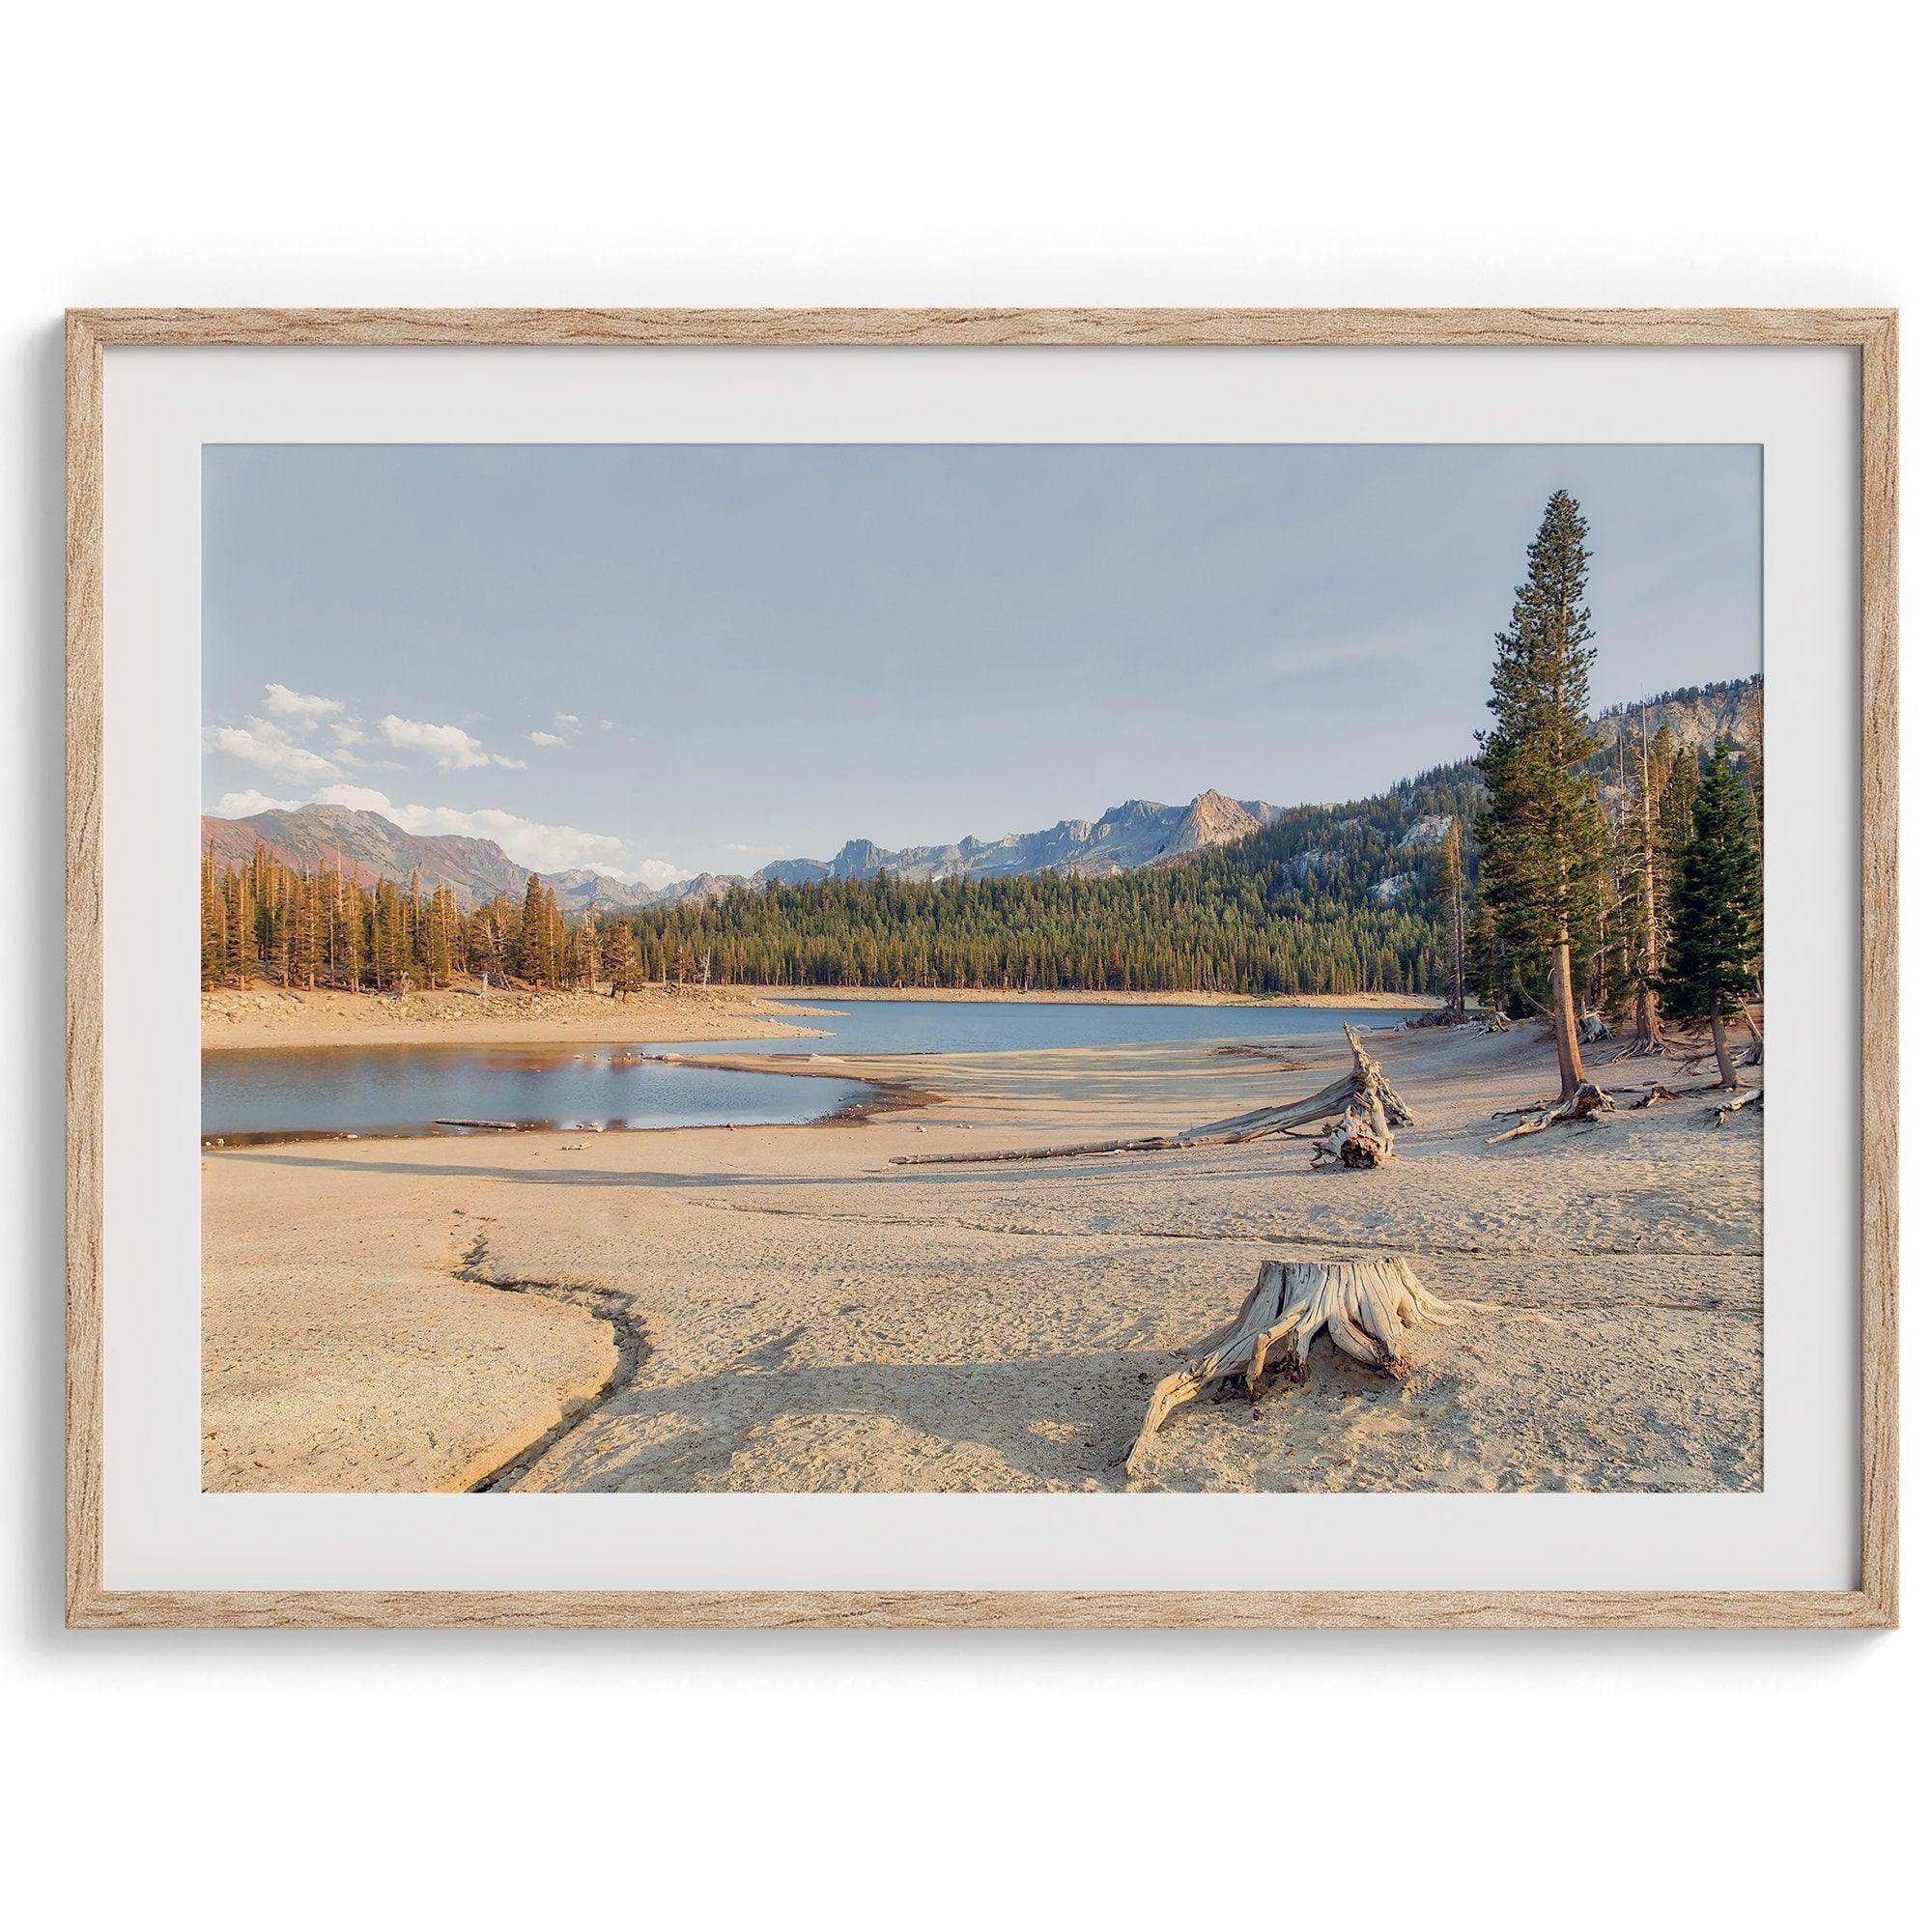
(1125, 1256, 1459, 1476)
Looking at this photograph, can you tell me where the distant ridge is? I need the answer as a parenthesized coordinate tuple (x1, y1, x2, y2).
(751, 791, 1284, 888)
(198, 804, 530, 906)
(199, 788, 1289, 910)
(200, 676, 1759, 914)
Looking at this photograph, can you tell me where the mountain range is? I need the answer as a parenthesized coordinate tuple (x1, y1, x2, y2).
(200, 676, 1760, 914)
(199, 789, 1289, 914)
(752, 790, 1284, 890)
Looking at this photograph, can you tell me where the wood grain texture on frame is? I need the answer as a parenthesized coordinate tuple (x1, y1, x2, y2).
(63, 308, 1900, 1632)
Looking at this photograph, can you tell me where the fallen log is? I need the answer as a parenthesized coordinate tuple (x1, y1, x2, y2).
(1712, 1089, 1763, 1124)
(435, 1118, 520, 1130)
(1632, 1082, 1681, 1108)
(1125, 1256, 1462, 1475)
(889, 1024, 1412, 1168)
(1485, 1081, 1614, 1144)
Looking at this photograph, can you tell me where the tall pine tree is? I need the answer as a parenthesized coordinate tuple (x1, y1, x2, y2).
(1435, 816, 1467, 1019)
(1474, 490, 1605, 1097)
(1661, 741, 1762, 1088)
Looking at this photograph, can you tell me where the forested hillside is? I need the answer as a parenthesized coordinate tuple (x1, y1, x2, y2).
(201, 673, 1760, 1003)
(631, 676, 1759, 998)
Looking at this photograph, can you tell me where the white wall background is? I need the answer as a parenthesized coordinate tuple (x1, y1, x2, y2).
(3, 4, 1920, 1925)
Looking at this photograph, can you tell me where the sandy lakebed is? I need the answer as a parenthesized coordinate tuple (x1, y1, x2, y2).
(200, 989, 1763, 1495)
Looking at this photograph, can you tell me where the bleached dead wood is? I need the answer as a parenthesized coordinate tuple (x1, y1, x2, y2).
(1578, 1011, 1610, 1044)
(1485, 1080, 1614, 1144)
(1311, 1104, 1392, 1167)
(889, 1024, 1412, 1168)
(1739, 1009, 1763, 1066)
(1125, 1257, 1460, 1475)
(1712, 1089, 1763, 1124)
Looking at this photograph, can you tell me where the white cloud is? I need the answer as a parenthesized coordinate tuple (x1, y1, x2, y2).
(306, 785, 689, 887)
(724, 840, 786, 857)
(203, 719, 340, 781)
(554, 712, 582, 728)
(374, 713, 526, 772)
(213, 789, 298, 818)
(527, 730, 568, 748)
(261, 683, 345, 733)
(376, 714, 493, 772)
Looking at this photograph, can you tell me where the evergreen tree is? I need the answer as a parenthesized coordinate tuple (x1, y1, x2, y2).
(1656, 741, 1699, 903)
(424, 883, 457, 987)
(1624, 710, 1669, 1050)
(1473, 490, 1606, 1096)
(224, 869, 252, 987)
(513, 874, 554, 985)
(579, 909, 601, 990)
(1435, 816, 1466, 1018)
(603, 918, 644, 997)
(1661, 742, 1762, 1088)
(200, 842, 227, 990)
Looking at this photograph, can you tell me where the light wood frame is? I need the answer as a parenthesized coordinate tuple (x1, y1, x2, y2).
(66, 307, 1899, 1630)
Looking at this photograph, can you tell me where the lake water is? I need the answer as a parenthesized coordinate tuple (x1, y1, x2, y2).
(201, 1042, 873, 1146)
(201, 998, 1399, 1145)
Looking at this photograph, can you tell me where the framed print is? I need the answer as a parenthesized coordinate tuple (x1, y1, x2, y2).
(65, 308, 1897, 1629)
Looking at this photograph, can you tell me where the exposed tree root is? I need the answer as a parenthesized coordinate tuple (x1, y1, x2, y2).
(890, 1024, 1412, 1169)
(1578, 1011, 1610, 1043)
(1633, 1082, 1681, 1107)
(1486, 1081, 1614, 1144)
(1125, 1257, 1464, 1475)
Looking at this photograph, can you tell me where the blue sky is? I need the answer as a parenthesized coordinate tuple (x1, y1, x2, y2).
(202, 442, 1760, 882)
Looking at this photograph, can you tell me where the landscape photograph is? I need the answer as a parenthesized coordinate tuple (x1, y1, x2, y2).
(198, 441, 1765, 1495)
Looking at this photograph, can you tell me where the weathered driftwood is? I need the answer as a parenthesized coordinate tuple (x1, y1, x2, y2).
(1125, 1257, 1459, 1475)
(1633, 1082, 1681, 1108)
(1311, 1105, 1392, 1168)
(1485, 1080, 1614, 1144)
(889, 1024, 1412, 1168)
(1712, 1089, 1763, 1124)
(1482, 1009, 1512, 1033)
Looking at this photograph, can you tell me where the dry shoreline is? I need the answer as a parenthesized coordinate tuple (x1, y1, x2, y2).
(201, 981, 833, 1053)
(202, 1017, 1763, 1496)
(732, 985, 1441, 1009)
